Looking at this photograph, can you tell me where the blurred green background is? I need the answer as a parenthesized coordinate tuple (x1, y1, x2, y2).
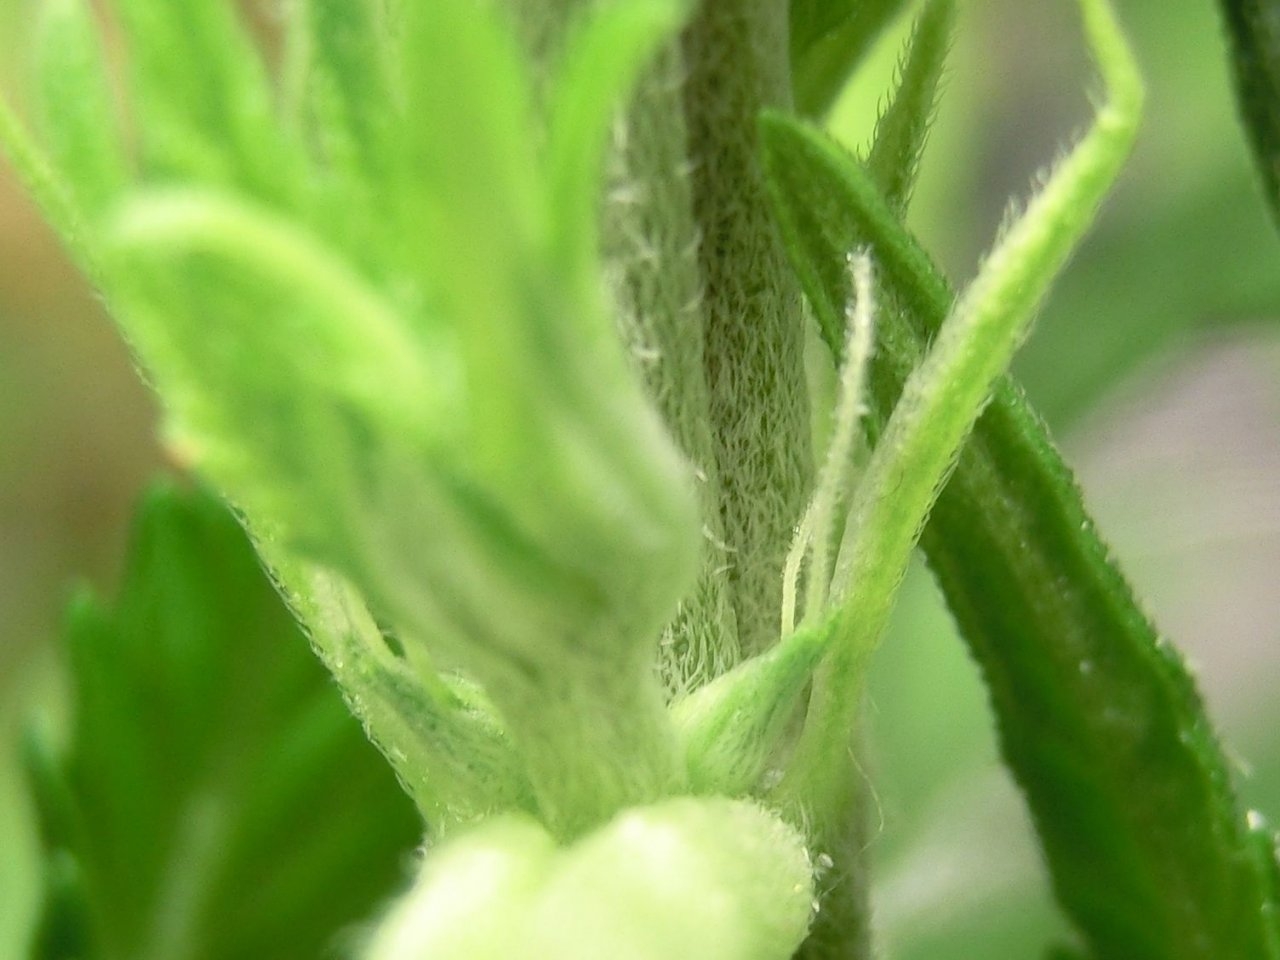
(0, 0, 1277, 957)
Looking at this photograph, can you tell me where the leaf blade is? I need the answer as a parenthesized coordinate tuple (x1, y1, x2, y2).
(113, 0, 302, 199)
(24, 484, 421, 960)
(761, 112, 1279, 960)
(865, 0, 957, 215)
(32, 0, 128, 220)
(791, 0, 911, 117)
(1218, 0, 1280, 228)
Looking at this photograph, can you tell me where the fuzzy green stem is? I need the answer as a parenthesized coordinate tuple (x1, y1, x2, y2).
(604, 45, 742, 692)
(681, 0, 813, 658)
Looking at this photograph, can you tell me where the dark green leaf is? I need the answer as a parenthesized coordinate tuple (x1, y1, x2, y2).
(25, 482, 420, 960)
(760, 113, 1278, 960)
(790, 0, 911, 117)
(790, 0, 863, 55)
(23, 730, 96, 960)
(1218, 0, 1280, 227)
(865, 0, 956, 215)
(1250, 813, 1280, 949)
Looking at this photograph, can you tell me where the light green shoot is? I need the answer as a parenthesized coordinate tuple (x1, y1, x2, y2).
(803, 251, 877, 629)
(780, 0, 1143, 806)
(108, 189, 444, 430)
(780, 251, 876, 638)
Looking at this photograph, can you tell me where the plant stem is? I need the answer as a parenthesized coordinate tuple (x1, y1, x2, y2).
(680, 0, 813, 658)
(603, 44, 742, 693)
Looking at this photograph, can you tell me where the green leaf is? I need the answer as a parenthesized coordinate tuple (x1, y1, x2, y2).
(304, 0, 391, 159)
(1250, 812, 1280, 950)
(791, 0, 911, 117)
(24, 483, 420, 960)
(0, 95, 91, 273)
(32, 0, 128, 220)
(113, 0, 302, 199)
(256, 549, 539, 836)
(394, 0, 542, 324)
(672, 617, 834, 795)
(48, 0, 701, 843)
(295, 0, 396, 268)
(760, 114, 1279, 960)
(22, 733, 95, 960)
(1218, 0, 1280, 227)
(865, 0, 957, 215)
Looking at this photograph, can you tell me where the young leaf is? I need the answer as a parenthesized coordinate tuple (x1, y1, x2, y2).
(67, 0, 702, 842)
(112, 0, 302, 199)
(0, 96, 91, 272)
(865, 0, 957, 215)
(257, 549, 538, 835)
(31, 0, 128, 219)
(304, 0, 391, 159)
(672, 617, 834, 795)
(23, 484, 420, 960)
(1218, 0, 1280, 227)
(760, 109, 1280, 960)
(296, 0, 397, 267)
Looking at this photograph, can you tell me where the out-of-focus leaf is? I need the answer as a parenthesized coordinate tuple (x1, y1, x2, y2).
(1014, 176, 1280, 428)
(31, 0, 127, 219)
(0, 95, 88, 271)
(1218, 0, 1280, 227)
(298, 0, 395, 267)
(791, 0, 910, 117)
(923, 1, 1280, 431)
(305, 0, 391, 162)
(113, 0, 303, 199)
(760, 114, 1280, 960)
(1252, 812, 1280, 949)
(24, 483, 420, 960)
(545, 0, 689, 276)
